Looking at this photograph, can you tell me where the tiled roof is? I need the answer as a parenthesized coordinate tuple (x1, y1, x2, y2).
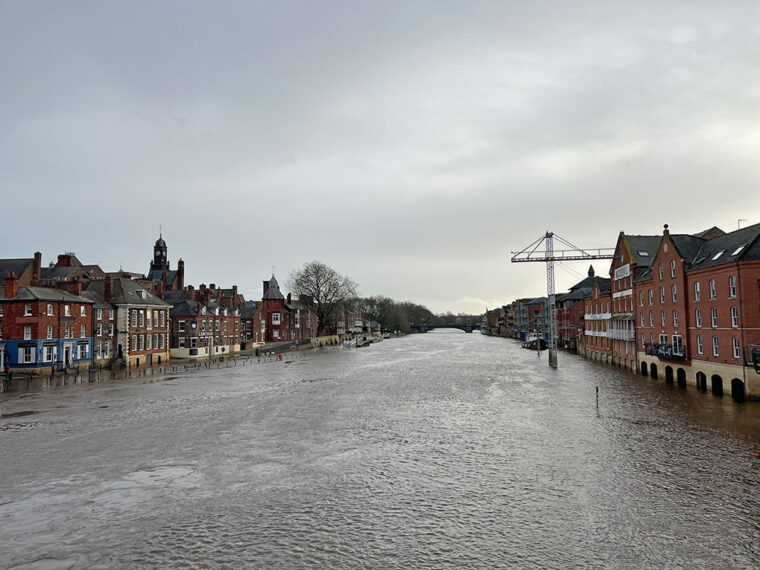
(86, 278, 170, 307)
(0, 259, 34, 280)
(0, 286, 94, 303)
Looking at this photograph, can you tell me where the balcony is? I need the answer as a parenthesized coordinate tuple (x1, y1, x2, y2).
(644, 342, 686, 361)
(608, 329, 636, 341)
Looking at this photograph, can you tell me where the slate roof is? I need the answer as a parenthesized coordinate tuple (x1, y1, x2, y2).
(624, 235, 661, 267)
(160, 289, 186, 305)
(263, 276, 285, 300)
(148, 269, 178, 284)
(86, 278, 170, 307)
(558, 286, 592, 302)
(170, 299, 203, 317)
(595, 277, 612, 295)
(80, 289, 114, 309)
(0, 286, 94, 303)
(684, 222, 760, 271)
(0, 258, 34, 281)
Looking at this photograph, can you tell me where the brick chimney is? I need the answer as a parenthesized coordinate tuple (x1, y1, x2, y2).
(156, 280, 164, 298)
(232, 285, 238, 307)
(287, 292, 292, 303)
(177, 258, 185, 290)
(210, 283, 216, 291)
(4, 272, 19, 299)
(186, 285, 196, 300)
(57, 253, 72, 267)
(69, 278, 82, 296)
(263, 280, 269, 296)
(104, 275, 113, 302)
(32, 251, 42, 284)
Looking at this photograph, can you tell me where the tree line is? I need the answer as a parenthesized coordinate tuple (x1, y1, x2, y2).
(288, 260, 481, 335)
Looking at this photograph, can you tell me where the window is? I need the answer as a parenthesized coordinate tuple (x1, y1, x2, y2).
(732, 244, 746, 256)
(641, 333, 645, 348)
(640, 312, 645, 326)
(660, 287, 665, 304)
(179, 321, 186, 332)
(709, 280, 716, 299)
(139, 311, 145, 327)
(109, 309, 114, 320)
(146, 335, 151, 350)
(179, 337, 185, 348)
(697, 335, 703, 354)
(671, 285, 677, 303)
(64, 305, 70, 316)
(649, 311, 654, 327)
(215, 321, 220, 331)
(64, 325, 71, 338)
(97, 343, 102, 359)
(132, 310, 138, 327)
(648, 289, 653, 305)
(80, 325, 86, 338)
(733, 337, 740, 359)
(139, 335, 145, 351)
(80, 306, 86, 317)
(24, 303, 32, 316)
(160, 334, 165, 349)
(659, 333, 668, 345)
(45, 345, 55, 362)
(273, 330, 280, 339)
(97, 308, 102, 320)
(272, 313, 281, 325)
(131, 335, 137, 351)
(104, 343, 109, 357)
(658, 263, 663, 280)
(695, 308, 702, 328)
(153, 334, 158, 348)
(160, 311, 165, 327)
(78, 344, 88, 359)
(731, 306, 738, 327)
(711, 308, 718, 327)
(712, 250, 725, 261)
(672, 335, 683, 355)
(712, 336, 719, 356)
(96, 324, 102, 336)
(729, 275, 737, 298)
(694, 282, 701, 301)
(670, 260, 676, 278)
(108, 323, 114, 337)
(661, 311, 666, 327)
(47, 304, 53, 316)
(24, 325, 32, 340)
(0, 326, 3, 340)
(147, 311, 152, 327)
(639, 291, 644, 306)
(673, 310, 679, 327)
(201, 321, 206, 332)
(21, 346, 35, 363)
(46, 325, 53, 339)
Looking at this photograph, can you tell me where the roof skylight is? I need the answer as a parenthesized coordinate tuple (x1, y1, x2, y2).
(711, 250, 725, 261)
(731, 244, 746, 256)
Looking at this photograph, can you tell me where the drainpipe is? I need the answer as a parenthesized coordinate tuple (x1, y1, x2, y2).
(737, 261, 747, 397)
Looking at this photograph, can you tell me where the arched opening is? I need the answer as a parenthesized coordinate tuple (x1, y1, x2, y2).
(665, 366, 674, 384)
(731, 379, 745, 403)
(650, 363, 658, 380)
(641, 362, 648, 377)
(677, 368, 686, 389)
(136, 357, 140, 368)
(711, 375, 723, 397)
(158, 355, 162, 364)
(696, 372, 707, 392)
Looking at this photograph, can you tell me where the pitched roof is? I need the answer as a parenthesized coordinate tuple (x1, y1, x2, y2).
(80, 289, 114, 309)
(0, 258, 34, 281)
(623, 235, 661, 267)
(263, 276, 285, 300)
(0, 286, 94, 303)
(86, 278, 170, 307)
(685, 222, 760, 271)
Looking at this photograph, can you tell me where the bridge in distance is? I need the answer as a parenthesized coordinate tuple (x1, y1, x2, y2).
(409, 323, 482, 334)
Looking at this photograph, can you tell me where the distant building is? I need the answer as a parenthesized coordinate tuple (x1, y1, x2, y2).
(147, 235, 185, 291)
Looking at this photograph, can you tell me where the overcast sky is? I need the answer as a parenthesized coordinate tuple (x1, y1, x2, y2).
(2, 1, 760, 313)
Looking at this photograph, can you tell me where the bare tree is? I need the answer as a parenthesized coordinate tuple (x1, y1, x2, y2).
(287, 261, 358, 335)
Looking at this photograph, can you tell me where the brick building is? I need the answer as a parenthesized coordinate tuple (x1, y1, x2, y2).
(583, 275, 612, 363)
(637, 223, 760, 400)
(0, 273, 94, 372)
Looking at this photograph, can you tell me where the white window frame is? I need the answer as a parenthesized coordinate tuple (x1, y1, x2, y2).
(694, 282, 701, 301)
(658, 263, 663, 280)
(80, 325, 86, 338)
(24, 303, 32, 316)
(80, 306, 86, 317)
(697, 335, 703, 354)
(731, 306, 738, 328)
(695, 308, 702, 328)
(660, 287, 665, 304)
(648, 289, 653, 305)
(47, 304, 53, 316)
(64, 304, 70, 316)
(661, 311, 666, 327)
(671, 285, 677, 303)
(670, 260, 676, 278)
(732, 337, 740, 359)
(729, 275, 737, 298)
(23, 325, 32, 340)
(712, 336, 719, 357)
(272, 312, 281, 325)
(711, 308, 718, 328)
(709, 280, 716, 299)
(673, 310, 679, 327)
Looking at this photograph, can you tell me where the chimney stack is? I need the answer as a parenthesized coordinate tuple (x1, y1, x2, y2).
(33, 251, 42, 284)
(104, 275, 113, 302)
(210, 283, 216, 291)
(69, 278, 82, 296)
(177, 259, 185, 290)
(4, 272, 19, 299)
(186, 285, 196, 300)
(232, 285, 238, 307)
(263, 280, 269, 296)
(156, 281, 164, 298)
(287, 292, 292, 303)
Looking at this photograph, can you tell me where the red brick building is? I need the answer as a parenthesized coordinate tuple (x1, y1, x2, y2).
(583, 275, 612, 363)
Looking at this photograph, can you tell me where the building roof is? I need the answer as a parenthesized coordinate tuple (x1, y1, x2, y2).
(0, 258, 34, 281)
(170, 299, 203, 317)
(623, 235, 662, 267)
(80, 289, 114, 309)
(86, 278, 170, 307)
(263, 276, 285, 300)
(684, 222, 760, 272)
(558, 286, 592, 302)
(0, 286, 94, 303)
(148, 269, 178, 284)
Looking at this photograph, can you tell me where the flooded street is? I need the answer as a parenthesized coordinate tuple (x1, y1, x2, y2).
(1, 330, 759, 569)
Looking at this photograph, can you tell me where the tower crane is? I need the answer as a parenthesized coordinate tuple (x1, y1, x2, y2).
(511, 232, 615, 368)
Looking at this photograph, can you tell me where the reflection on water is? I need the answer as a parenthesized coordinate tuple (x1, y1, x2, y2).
(1, 331, 758, 568)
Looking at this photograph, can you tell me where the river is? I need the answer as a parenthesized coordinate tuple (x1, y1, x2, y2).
(1, 330, 758, 569)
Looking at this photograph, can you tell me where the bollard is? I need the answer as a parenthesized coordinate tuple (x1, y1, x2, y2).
(596, 386, 599, 409)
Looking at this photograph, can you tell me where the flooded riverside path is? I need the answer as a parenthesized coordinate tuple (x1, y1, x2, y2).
(1, 331, 759, 569)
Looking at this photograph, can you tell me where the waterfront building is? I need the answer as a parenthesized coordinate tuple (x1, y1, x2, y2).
(557, 265, 596, 352)
(637, 223, 760, 400)
(583, 275, 612, 363)
(85, 276, 171, 368)
(0, 273, 94, 372)
(609, 233, 662, 372)
(146, 234, 185, 291)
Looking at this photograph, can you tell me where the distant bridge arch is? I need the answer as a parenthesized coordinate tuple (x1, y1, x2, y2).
(409, 323, 482, 334)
